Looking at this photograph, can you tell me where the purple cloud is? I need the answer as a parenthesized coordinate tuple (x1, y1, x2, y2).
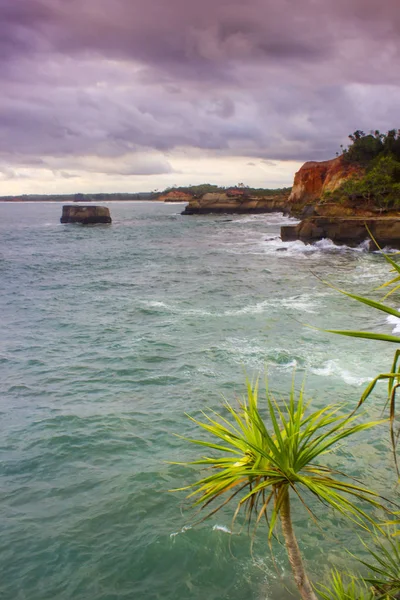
(0, 0, 399, 189)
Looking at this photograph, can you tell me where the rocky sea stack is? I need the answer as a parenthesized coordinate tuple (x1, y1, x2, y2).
(61, 205, 112, 224)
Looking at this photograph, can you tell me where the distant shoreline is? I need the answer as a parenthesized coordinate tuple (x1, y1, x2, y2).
(0, 198, 165, 203)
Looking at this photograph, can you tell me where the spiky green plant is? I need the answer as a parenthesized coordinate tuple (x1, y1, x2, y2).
(323, 232, 400, 471)
(174, 381, 390, 600)
(359, 530, 400, 599)
(316, 569, 375, 600)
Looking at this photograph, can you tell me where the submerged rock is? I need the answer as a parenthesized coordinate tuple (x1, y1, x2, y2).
(60, 205, 112, 224)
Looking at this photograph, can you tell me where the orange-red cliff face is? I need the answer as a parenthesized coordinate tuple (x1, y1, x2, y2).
(158, 190, 193, 202)
(288, 156, 362, 205)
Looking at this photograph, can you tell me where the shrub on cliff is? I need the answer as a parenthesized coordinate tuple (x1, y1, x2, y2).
(343, 131, 385, 167)
(327, 153, 400, 208)
(343, 129, 400, 167)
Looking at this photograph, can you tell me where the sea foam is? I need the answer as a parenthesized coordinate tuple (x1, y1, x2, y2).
(386, 309, 400, 333)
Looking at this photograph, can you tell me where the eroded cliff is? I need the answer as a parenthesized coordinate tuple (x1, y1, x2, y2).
(158, 190, 193, 202)
(288, 156, 362, 209)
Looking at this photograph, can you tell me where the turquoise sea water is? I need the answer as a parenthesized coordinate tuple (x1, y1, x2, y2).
(0, 202, 398, 600)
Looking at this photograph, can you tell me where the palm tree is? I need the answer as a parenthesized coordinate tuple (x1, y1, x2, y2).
(174, 382, 389, 600)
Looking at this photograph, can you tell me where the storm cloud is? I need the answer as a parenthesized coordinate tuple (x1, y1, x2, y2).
(1, 0, 399, 191)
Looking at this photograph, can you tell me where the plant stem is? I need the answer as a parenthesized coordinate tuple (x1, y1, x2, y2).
(279, 487, 318, 600)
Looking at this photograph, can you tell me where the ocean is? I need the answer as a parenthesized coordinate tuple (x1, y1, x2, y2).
(0, 201, 397, 599)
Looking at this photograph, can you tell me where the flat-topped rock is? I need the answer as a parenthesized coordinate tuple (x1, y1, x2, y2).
(281, 217, 400, 249)
(61, 205, 112, 224)
(181, 192, 289, 215)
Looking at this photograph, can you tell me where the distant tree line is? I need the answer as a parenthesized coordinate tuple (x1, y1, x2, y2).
(1, 184, 291, 203)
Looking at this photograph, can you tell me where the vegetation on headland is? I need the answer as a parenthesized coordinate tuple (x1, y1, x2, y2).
(342, 130, 400, 167)
(160, 183, 291, 198)
(326, 130, 400, 209)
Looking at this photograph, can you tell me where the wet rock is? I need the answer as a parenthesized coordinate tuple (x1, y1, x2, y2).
(60, 205, 112, 224)
(281, 217, 400, 249)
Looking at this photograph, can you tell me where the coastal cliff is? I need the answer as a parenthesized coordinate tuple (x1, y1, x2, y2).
(282, 148, 400, 247)
(288, 156, 362, 213)
(179, 158, 360, 216)
(158, 190, 193, 203)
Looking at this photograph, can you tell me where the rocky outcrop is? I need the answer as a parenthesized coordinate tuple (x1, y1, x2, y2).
(281, 217, 400, 249)
(181, 192, 289, 215)
(60, 205, 112, 224)
(288, 156, 362, 213)
(158, 190, 193, 203)
(281, 155, 400, 247)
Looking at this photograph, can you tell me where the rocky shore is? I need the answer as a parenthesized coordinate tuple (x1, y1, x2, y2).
(281, 217, 400, 249)
(181, 191, 289, 215)
(179, 154, 400, 248)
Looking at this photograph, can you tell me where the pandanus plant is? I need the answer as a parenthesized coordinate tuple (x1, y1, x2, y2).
(359, 530, 400, 599)
(323, 233, 400, 473)
(174, 382, 390, 600)
(316, 570, 375, 600)
(316, 530, 400, 600)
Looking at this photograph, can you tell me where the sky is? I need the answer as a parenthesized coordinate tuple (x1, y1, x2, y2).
(1, 0, 399, 195)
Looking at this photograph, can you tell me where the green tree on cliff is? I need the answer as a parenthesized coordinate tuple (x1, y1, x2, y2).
(343, 129, 400, 166)
(331, 129, 400, 207)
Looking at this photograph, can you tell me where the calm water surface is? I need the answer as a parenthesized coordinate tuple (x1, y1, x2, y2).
(0, 202, 397, 599)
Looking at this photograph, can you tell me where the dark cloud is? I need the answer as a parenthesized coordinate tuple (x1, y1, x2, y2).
(0, 0, 400, 185)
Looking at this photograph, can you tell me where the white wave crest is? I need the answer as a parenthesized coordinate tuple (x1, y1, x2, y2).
(212, 524, 233, 534)
(224, 294, 321, 316)
(386, 308, 400, 333)
(170, 525, 192, 539)
(311, 360, 372, 386)
(251, 237, 373, 258)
